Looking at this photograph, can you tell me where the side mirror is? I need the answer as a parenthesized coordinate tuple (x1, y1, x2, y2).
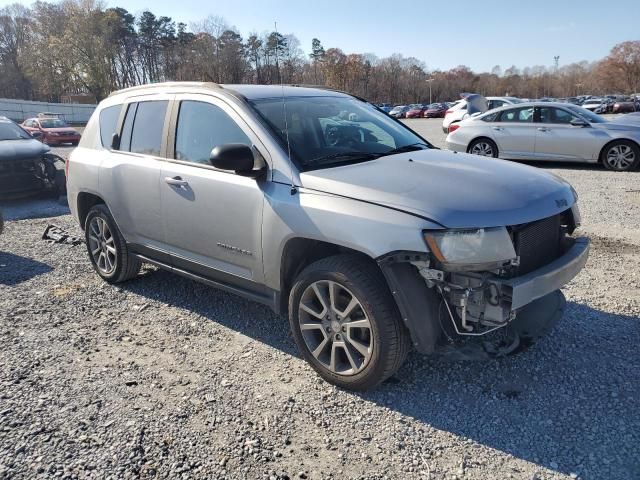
(209, 144, 262, 177)
(570, 118, 589, 127)
(110, 132, 120, 150)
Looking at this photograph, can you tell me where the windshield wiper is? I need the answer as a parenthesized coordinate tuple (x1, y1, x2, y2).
(377, 142, 430, 157)
(305, 151, 380, 167)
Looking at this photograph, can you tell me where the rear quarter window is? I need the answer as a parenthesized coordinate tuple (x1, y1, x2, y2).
(99, 105, 122, 148)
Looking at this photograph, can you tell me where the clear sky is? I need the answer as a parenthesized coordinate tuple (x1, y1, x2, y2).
(9, 0, 640, 71)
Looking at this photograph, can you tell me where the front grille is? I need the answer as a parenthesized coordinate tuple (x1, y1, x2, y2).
(512, 214, 563, 275)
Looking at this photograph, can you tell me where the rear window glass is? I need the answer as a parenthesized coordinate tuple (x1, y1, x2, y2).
(129, 101, 168, 156)
(99, 105, 121, 147)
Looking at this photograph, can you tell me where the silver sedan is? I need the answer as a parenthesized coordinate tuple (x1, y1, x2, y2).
(445, 102, 640, 171)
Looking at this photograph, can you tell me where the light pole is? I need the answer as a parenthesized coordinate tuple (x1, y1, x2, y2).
(426, 78, 434, 104)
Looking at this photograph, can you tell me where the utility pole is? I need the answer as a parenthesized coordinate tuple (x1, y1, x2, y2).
(426, 78, 434, 104)
(553, 56, 560, 71)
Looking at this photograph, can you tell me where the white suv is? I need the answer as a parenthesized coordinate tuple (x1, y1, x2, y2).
(443, 96, 523, 133)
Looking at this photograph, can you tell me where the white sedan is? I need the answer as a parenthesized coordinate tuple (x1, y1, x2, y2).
(445, 102, 640, 171)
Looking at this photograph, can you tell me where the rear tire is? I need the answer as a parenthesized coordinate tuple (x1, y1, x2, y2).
(601, 140, 640, 171)
(468, 138, 499, 158)
(288, 254, 411, 391)
(84, 204, 141, 283)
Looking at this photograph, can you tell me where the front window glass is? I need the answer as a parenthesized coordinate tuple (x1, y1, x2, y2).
(567, 105, 606, 123)
(39, 118, 68, 128)
(0, 119, 31, 140)
(175, 101, 251, 164)
(249, 96, 431, 171)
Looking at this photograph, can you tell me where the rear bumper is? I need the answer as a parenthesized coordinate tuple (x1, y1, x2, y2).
(490, 237, 590, 310)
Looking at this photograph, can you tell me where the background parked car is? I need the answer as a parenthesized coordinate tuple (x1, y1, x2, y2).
(405, 105, 428, 118)
(0, 116, 66, 197)
(21, 116, 81, 146)
(442, 95, 522, 133)
(423, 103, 448, 118)
(612, 101, 636, 113)
(445, 102, 640, 171)
(388, 105, 410, 118)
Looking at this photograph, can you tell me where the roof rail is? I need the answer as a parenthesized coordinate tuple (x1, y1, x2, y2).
(108, 81, 221, 97)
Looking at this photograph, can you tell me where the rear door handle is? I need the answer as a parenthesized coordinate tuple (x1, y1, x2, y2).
(537, 127, 550, 132)
(164, 176, 188, 187)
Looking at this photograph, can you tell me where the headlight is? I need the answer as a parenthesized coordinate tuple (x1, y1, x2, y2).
(424, 227, 517, 271)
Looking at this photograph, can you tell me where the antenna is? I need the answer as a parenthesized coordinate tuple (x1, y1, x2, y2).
(274, 21, 297, 195)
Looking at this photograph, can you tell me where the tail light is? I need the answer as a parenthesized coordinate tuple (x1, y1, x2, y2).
(65, 156, 69, 179)
(448, 123, 460, 133)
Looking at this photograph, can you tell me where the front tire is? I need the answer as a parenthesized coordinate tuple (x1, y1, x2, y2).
(289, 254, 411, 390)
(84, 204, 141, 283)
(468, 138, 499, 158)
(601, 140, 639, 171)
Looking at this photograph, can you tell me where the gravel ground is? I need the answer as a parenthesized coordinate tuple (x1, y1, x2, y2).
(1, 122, 639, 480)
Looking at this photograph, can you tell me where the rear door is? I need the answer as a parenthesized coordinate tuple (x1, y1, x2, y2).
(160, 94, 268, 289)
(490, 106, 536, 158)
(99, 94, 172, 257)
(533, 106, 599, 161)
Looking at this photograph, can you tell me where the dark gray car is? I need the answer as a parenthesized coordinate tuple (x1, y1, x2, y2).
(0, 116, 66, 198)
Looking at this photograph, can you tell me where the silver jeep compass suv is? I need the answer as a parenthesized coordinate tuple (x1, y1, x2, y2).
(68, 82, 589, 390)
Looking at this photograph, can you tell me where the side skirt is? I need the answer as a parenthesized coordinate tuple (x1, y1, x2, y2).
(130, 245, 280, 313)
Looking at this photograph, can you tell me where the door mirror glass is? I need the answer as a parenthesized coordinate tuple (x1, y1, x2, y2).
(570, 118, 589, 127)
(209, 144, 256, 175)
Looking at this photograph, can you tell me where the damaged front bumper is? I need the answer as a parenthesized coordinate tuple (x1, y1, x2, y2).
(378, 237, 590, 354)
(491, 237, 589, 311)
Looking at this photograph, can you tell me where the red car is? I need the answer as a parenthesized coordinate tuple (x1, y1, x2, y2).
(404, 105, 428, 118)
(423, 103, 448, 118)
(22, 117, 81, 146)
(612, 101, 636, 114)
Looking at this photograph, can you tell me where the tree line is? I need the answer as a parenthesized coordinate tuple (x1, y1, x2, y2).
(1, 0, 639, 104)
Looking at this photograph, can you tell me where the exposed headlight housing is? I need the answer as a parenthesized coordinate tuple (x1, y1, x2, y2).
(424, 227, 517, 271)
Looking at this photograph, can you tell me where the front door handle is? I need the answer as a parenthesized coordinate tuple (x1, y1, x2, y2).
(164, 176, 188, 187)
(492, 126, 504, 131)
(537, 127, 550, 132)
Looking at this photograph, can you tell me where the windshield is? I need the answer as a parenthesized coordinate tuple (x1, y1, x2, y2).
(567, 105, 607, 123)
(390, 106, 405, 111)
(249, 96, 432, 171)
(0, 120, 31, 141)
(39, 118, 68, 128)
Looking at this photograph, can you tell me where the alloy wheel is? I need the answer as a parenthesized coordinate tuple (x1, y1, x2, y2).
(298, 280, 373, 376)
(470, 142, 494, 157)
(605, 144, 635, 170)
(88, 217, 117, 275)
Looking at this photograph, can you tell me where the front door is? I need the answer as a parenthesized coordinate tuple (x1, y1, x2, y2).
(533, 106, 599, 161)
(160, 95, 267, 289)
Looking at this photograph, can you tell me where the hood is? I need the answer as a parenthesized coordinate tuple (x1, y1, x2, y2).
(299, 149, 575, 229)
(610, 113, 640, 126)
(43, 127, 78, 134)
(593, 121, 640, 132)
(0, 139, 50, 161)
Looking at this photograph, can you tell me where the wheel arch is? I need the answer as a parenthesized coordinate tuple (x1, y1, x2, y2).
(597, 138, 640, 164)
(466, 136, 497, 153)
(277, 237, 376, 315)
(77, 192, 106, 230)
